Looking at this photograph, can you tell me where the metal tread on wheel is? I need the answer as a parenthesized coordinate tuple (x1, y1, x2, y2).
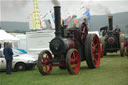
(85, 34, 101, 68)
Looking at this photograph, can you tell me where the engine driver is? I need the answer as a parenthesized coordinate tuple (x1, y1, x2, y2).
(115, 25, 121, 33)
(80, 18, 88, 42)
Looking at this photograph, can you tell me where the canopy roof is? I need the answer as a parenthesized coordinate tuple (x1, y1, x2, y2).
(0, 30, 19, 42)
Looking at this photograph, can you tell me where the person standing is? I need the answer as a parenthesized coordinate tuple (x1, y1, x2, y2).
(3, 42, 13, 74)
(115, 25, 121, 32)
(80, 18, 88, 42)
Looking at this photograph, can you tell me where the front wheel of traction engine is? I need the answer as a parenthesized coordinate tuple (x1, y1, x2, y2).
(66, 49, 81, 74)
(85, 34, 101, 68)
(37, 50, 52, 75)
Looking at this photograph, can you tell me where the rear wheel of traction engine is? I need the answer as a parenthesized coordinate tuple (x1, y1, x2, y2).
(120, 34, 125, 57)
(37, 50, 52, 75)
(85, 34, 101, 68)
(66, 49, 81, 74)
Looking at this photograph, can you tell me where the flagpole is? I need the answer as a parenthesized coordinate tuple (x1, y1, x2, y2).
(48, 10, 55, 29)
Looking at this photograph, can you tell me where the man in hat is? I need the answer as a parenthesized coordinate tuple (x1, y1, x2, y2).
(3, 42, 13, 74)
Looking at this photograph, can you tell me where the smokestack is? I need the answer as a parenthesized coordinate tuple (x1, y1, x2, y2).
(54, 6, 61, 37)
(108, 16, 113, 31)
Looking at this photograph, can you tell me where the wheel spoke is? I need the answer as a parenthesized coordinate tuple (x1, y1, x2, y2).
(70, 58, 75, 64)
(92, 47, 95, 52)
(71, 64, 77, 68)
(92, 42, 95, 47)
(92, 41, 98, 53)
(91, 35, 100, 67)
(94, 58, 97, 64)
(45, 65, 48, 71)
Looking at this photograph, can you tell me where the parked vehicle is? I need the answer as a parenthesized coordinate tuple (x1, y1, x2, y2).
(0, 49, 37, 71)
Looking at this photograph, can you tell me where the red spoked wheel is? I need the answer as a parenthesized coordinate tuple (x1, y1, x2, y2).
(37, 50, 52, 75)
(85, 34, 101, 68)
(91, 35, 101, 67)
(66, 49, 81, 74)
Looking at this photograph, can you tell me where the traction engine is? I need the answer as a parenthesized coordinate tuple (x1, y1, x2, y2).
(100, 16, 125, 56)
(37, 6, 101, 75)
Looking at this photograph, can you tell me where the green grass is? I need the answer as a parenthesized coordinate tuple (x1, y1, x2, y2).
(0, 53, 128, 85)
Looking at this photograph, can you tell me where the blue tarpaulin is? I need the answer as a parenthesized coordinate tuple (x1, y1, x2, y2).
(18, 49, 27, 54)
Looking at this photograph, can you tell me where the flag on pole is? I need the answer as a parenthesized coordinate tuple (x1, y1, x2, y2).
(72, 15, 77, 20)
(31, 0, 41, 30)
(49, 11, 55, 29)
(65, 16, 71, 23)
(73, 19, 78, 24)
(72, 15, 79, 27)
(83, 8, 90, 23)
(50, 11, 55, 20)
(40, 13, 47, 30)
(31, 11, 41, 30)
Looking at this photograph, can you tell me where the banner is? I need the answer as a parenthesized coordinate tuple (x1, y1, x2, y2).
(32, 11, 41, 30)
(31, 0, 41, 30)
(40, 13, 47, 30)
(48, 11, 55, 29)
(83, 8, 90, 23)
(65, 16, 71, 23)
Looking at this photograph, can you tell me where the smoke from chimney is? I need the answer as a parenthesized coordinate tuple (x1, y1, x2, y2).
(51, 0, 60, 6)
(97, 4, 111, 15)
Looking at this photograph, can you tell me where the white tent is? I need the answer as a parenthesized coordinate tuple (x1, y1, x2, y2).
(0, 30, 19, 48)
(0, 30, 19, 41)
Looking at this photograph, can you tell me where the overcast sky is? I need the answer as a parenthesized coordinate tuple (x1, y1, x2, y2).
(0, 0, 128, 22)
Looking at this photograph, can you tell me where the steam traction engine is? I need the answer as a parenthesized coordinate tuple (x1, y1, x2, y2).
(37, 6, 101, 75)
(101, 16, 125, 56)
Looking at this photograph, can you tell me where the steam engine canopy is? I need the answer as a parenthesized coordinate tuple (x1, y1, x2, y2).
(50, 38, 67, 55)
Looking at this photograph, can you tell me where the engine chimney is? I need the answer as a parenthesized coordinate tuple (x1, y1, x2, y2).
(108, 16, 113, 31)
(54, 6, 61, 38)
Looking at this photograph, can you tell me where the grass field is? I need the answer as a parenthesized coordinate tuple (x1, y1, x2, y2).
(0, 53, 128, 85)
